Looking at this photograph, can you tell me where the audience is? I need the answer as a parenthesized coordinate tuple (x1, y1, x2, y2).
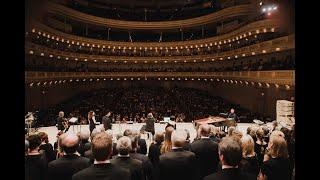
(190, 124, 219, 179)
(72, 132, 130, 180)
(111, 136, 144, 180)
(159, 129, 197, 180)
(39, 131, 56, 162)
(203, 137, 255, 180)
(160, 126, 174, 154)
(259, 135, 291, 180)
(25, 134, 48, 180)
(239, 135, 259, 177)
(47, 133, 90, 180)
(25, 112, 295, 180)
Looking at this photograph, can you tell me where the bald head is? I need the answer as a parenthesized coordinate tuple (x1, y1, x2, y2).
(199, 124, 211, 137)
(171, 129, 187, 148)
(60, 133, 80, 154)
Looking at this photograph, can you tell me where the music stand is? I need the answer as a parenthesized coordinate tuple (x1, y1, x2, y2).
(69, 117, 78, 132)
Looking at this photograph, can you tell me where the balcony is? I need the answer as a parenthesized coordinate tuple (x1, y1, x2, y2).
(26, 70, 295, 87)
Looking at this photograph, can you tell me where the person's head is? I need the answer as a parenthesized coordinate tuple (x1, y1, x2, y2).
(218, 137, 242, 167)
(230, 129, 243, 143)
(246, 126, 252, 135)
(270, 130, 285, 141)
(106, 111, 111, 117)
(27, 134, 41, 151)
(59, 111, 64, 118)
(199, 124, 211, 137)
(88, 110, 94, 119)
(91, 132, 113, 161)
(38, 132, 49, 143)
(164, 126, 175, 142)
(219, 131, 227, 139)
(116, 136, 132, 155)
(91, 129, 100, 141)
(79, 131, 90, 142)
(230, 108, 235, 113)
(210, 125, 220, 137)
(147, 113, 153, 119)
(123, 129, 133, 137)
(240, 135, 255, 157)
(256, 127, 265, 141)
(171, 129, 187, 148)
(227, 126, 236, 137)
(268, 135, 288, 159)
(59, 132, 80, 154)
(154, 132, 164, 144)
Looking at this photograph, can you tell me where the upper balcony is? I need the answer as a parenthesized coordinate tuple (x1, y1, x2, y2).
(45, 1, 255, 30)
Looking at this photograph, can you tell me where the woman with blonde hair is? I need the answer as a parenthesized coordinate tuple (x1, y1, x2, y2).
(258, 135, 290, 180)
(254, 127, 268, 166)
(160, 126, 174, 154)
(239, 135, 259, 178)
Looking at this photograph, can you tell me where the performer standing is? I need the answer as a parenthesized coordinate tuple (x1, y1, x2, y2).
(88, 110, 96, 134)
(57, 111, 69, 133)
(102, 111, 112, 130)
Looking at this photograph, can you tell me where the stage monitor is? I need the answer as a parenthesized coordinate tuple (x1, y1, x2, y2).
(163, 117, 170, 123)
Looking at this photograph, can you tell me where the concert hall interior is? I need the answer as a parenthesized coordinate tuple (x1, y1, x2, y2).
(25, 0, 295, 180)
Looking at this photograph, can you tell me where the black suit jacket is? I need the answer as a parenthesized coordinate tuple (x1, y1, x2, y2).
(159, 148, 197, 180)
(190, 138, 220, 179)
(102, 115, 112, 130)
(57, 117, 65, 130)
(110, 156, 144, 180)
(47, 154, 90, 180)
(203, 168, 256, 180)
(72, 163, 130, 180)
(130, 152, 154, 180)
(137, 139, 147, 155)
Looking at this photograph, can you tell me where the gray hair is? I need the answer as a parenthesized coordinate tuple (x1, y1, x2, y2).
(79, 131, 90, 141)
(58, 111, 64, 118)
(171, 129, 187, 147)
(116, 136, 132, 155)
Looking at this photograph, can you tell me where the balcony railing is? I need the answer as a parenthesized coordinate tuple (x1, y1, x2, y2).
(25, 70, 295, 86)
(46, 2, 255, 30)
(25, 35, 295, 63)
(31, 19, 280, 48)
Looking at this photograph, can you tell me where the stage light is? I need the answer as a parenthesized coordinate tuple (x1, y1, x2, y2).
(203, 59, 206, 62)
(84, 59, 87, 61)
(242, 54, 246, 57)
(174, 60, 178, 63)
(267, 12, 271, 16)
(258, 83, 262, 87)
(184, 60, 187, 63)
(124, 61, 127, 63)
(262, 50, 266, 53)
(155, 61, 158, 63)
(172, 78, 174, 80)
(212, 59, 215, 61)
(262, 8, 266, 12)
(104, 78, 106, 81)
(135, 61, 137, 63)
(57, 56, 60, 59)
(228, 57, 231, 59)
(251, 82, 255, 85)
(92, 44, 95, 47)
(130, 78, 133, 80)
(178, 78, 181, 81)
(273, 6, 277, 10)
(266, 83, 270, 88)
(70, 79, 73, 82)
(83, 79, 86, 82)
(87, 44, 90, 47)
(111, 78, 113, 81)
(65, 57, 69, 60)
(29, 50, 34, 54)
(165, 78, 167, 80)
(29, 83, 33, 87)
(268, 7, 272, 11)
(94, 60, 97, 62)
(193, 60, 197, 62)
(114, 60, 118, 63)
(235, 55, 238, 58)
(164, 61, 167, 63)
(276, 48, 280, 51)
(217, 79, 220, 82)
(248, 32, 252, 35)
(90, 79, 93, 81)
(198, 78, 201, 81)
(158, 78, 161, 80)
(191, 78, 194, 81)
(75, 58, 78, 61)
(123, 78, 126, 81)
(252, 52, 255, 55)
(49, 55, 53, 58)
(220, 57, 223, 60)
(117, 78, 120, 81)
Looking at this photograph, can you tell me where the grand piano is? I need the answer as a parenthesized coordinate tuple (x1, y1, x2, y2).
(194, 116, 236, 130)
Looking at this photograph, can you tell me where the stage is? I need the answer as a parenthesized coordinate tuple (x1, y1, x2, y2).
(38, 122, 253, 148)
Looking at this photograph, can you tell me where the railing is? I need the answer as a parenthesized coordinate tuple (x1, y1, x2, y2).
(25, 70, 295, 86)
(46, 2, 255, 30)
(31, 19, 280, 48)
(25, 35, 295, 63)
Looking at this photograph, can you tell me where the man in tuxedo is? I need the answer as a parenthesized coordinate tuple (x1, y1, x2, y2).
(203, 137, 255, 180)
(47, 133, 90, 180)
(57, 111, 67, 132)
(72, 132, 130, 180)
(111, 136, 144, 180)
(102, 111, 112, 131)
(190, 124, 219, 179)
(159, 129, 197, 180)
